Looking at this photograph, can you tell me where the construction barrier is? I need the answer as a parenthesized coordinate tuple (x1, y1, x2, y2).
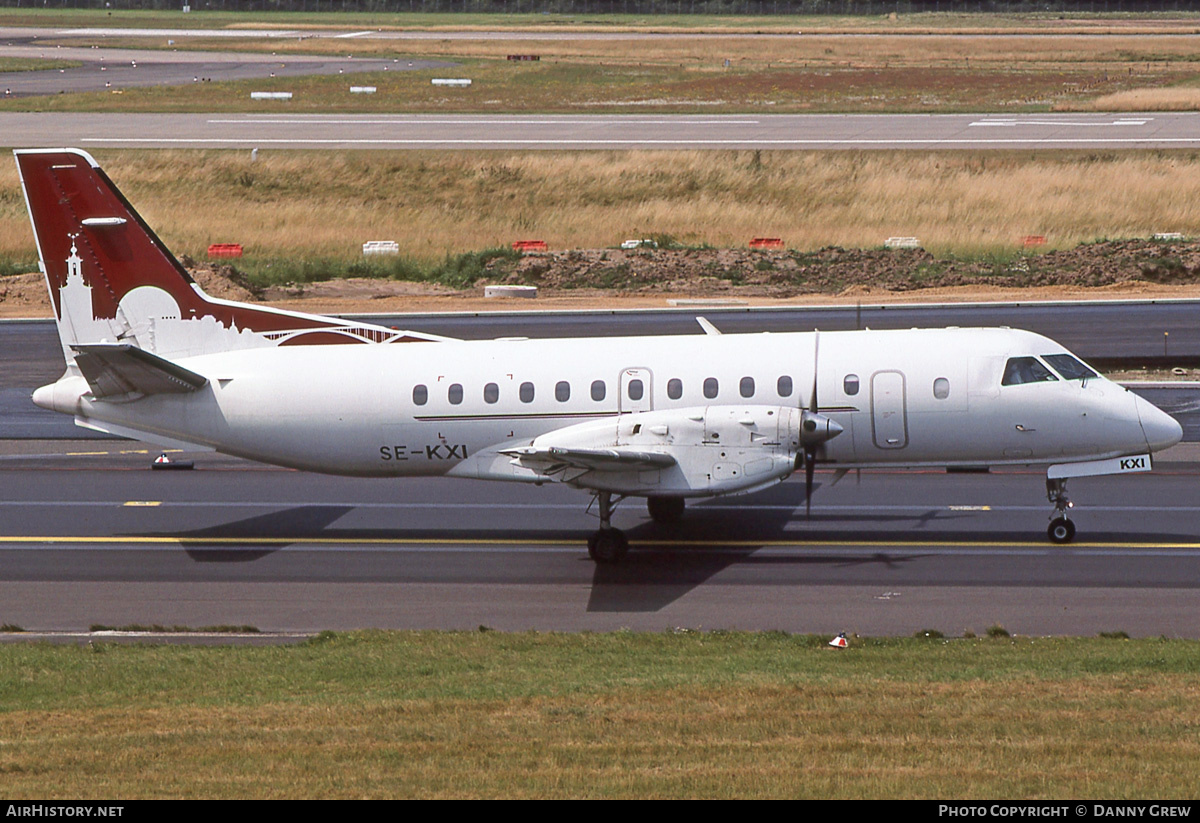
(1154, 232, 1185, 241)
(485, 285, 538, 299)
(749, 237, 784, 249)
(432, 78, 471, 87)
(250, 91, 292, 100)
(350, 86, 377, 94)
(207, 244, 243, 258)
(512, 240, 548, 252)
(621, 239, 658, 249)
(885, 236, 920, 249)
(506, 55, 541, 61)
(1022, 235, 1047, 248)
(362, 241, 400, 256)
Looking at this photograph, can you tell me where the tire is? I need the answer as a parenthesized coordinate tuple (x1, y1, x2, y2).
(587, 529, 629, 564)
(1047, 517, 1076, 545)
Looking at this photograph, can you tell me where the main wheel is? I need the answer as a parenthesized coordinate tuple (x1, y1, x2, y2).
(1047, 517, 1076, 545)
(587, 528, 629, 564)
(646, 496, 685, 524)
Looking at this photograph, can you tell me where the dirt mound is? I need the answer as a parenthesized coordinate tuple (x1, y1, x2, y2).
(181, 258, 262, 303)
(0, 272, 50, 315)
(4, 240, 1200, 318)
(482, 239, 1200, 296)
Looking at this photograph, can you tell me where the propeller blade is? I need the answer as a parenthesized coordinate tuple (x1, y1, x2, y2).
(805, 445, 816, 519)
(810, 330, 820, 414)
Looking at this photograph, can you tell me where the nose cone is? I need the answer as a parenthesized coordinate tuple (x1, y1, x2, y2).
(1135, 395, 1184, 453)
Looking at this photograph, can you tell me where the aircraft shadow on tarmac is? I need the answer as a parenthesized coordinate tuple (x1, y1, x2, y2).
(119, 483, 1200, 613)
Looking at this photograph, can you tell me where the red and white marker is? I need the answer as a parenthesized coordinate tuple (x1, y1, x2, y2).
(828, 633, 848, 649)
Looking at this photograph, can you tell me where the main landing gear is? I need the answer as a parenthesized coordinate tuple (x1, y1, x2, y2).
(1046, 477, 1076, 544)
(587, 495, 689, 564)
(588, 491, 629, 564)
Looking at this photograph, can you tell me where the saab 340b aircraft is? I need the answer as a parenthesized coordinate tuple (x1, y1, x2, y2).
(16, 149, 1184, 563)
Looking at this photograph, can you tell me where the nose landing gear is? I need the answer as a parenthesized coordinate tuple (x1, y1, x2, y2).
(1046, 478, 1076, 544)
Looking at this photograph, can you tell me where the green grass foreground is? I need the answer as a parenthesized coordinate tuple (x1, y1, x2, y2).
(2, 630, 1199, 798)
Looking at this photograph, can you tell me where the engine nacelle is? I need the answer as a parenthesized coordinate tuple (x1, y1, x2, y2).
(504, 405, 804, 497)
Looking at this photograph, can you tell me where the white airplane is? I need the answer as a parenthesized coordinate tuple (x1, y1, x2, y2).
(16, 148, 1184, 563)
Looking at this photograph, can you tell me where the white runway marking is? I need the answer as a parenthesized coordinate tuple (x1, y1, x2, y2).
(970, 118, 1150, 127)
(206, 118, 764, 125)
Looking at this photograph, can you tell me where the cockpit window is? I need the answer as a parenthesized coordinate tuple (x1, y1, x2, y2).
(1002, 356, 1059, 386)
(1042, 354, 1098, 381)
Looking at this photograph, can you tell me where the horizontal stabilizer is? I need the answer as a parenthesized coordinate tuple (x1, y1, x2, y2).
(71, 343, 208, 399)
(500, 445, 676, 473)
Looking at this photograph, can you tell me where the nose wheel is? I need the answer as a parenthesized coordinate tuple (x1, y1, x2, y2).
(1046, 478, 1075, 545)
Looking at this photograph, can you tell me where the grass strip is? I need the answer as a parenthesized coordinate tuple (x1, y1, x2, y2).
(1, 630, 1199, 798)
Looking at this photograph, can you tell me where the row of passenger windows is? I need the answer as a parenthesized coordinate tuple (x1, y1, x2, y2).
(412, 374, 967, 405)
(412, 375, 797, 406)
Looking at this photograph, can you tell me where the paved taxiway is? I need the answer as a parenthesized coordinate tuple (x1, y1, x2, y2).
(0, 44, 449, 97)
(2, 111, 1197, 150)
(3, 441, 1200, 636)
(2, 302, 1200, 636)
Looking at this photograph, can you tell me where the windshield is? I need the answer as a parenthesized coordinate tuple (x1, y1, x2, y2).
(1042, 354, 1098, 381)
(1002, 356, 1059, 386)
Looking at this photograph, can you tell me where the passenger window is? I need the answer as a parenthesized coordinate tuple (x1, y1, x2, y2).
(412, 384, 428, 406)
(667, 378, 683, 400)
(703, 377, 719, 399)
(1042, 354, 1097, 381)
(933, 377, 950, 400)
(484, 382, 499, 404)
(1002, 357, 1059, 386)
(777, 375, 793, 397)
(448, 383, 463, 405)
(591, 380, 606, 402)
(519, 382, 535, 403)
(740, 376, 755, 398)
(555, 381, 570, 402)
(843, 374, 860, 396)
(628, 379, 644, 401)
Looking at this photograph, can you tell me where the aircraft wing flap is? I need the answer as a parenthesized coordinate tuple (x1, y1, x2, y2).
(500, 445, 676, 473)
(71, 343, 208, 399)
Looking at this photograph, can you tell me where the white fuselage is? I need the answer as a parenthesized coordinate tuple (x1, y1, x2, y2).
(37, 326, 1178, 495)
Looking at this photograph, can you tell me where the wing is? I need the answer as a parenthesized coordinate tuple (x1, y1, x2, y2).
(500, 444, 676, 481)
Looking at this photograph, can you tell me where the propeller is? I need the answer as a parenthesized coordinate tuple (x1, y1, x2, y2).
(795, 330, 844, 518)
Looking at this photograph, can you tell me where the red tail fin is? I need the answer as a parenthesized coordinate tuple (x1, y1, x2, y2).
(15, 148, 439, 362)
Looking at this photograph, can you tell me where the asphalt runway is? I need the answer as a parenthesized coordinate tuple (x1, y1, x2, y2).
(3, 111, 1198, 150)
(2, 23, 1197, 149)
(3, 440, 1200, 636)
(3, 304, 1200, 637)
(2, 24, 1199, 637)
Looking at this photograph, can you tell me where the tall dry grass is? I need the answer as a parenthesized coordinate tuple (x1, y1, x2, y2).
(1063, 86, 1200, 111)
(3, 149, 1200, 264)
